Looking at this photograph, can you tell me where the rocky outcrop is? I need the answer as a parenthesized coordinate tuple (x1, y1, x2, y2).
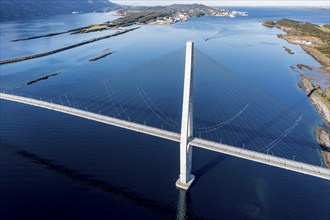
(316, 126, 330, 148)
(261, 20, 275, 28)
(316, 125, 330, 169)
(300, 75, 330, 127)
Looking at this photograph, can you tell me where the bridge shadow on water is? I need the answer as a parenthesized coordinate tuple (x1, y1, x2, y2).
(14, 149, 199, 219)
(193, 153, 230, 184)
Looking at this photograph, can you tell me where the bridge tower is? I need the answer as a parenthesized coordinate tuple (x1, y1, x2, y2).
(176, 41, 195, 190)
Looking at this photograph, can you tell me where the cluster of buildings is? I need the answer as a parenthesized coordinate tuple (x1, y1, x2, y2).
(220, 10, 248, 17)
(153, 14, 190, 24)
(206, 8, 248, 17)
(293, 39, 312, 45)
(112, 10, 127, 16)
(153, 9, 248, 25)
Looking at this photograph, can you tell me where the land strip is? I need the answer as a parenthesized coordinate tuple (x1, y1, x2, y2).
(26, 72, 60, 85)
(12, 31, 70, 42)
(1, 27, 138, 65)
(89, 51, 115, 61)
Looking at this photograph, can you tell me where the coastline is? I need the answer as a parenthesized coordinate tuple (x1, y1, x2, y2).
(277, 34, 330, 68)
(299, 74, 330, 126)
(262, 19, 330, 169)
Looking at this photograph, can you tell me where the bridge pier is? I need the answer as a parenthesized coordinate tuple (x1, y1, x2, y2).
(176, 41, 195, 190)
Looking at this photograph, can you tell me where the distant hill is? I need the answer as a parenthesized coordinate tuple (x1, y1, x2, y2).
(0, 0, 120, 20)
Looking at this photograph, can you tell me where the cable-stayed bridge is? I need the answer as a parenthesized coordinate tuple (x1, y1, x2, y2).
(1, 41, 329, 190)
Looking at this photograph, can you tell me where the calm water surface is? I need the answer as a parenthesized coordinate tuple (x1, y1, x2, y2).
(1, 8, 330, 219)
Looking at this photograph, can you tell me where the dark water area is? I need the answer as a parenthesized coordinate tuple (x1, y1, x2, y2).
(1, 8, 330, 219)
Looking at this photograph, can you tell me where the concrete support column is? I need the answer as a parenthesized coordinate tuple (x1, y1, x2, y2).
(176, 41, 195, 190)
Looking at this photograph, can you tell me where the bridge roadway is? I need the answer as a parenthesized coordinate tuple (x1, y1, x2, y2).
(1, 93, 329, 180)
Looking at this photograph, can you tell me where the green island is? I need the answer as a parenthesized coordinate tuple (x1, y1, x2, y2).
(111, 4, 247, 25)
(263, 19, 330, 168)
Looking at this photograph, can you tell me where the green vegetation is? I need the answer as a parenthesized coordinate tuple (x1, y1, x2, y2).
(300, 75, 330, 127)
(113, 11, 171, 25)
(111, 4, 243, 26)
(262, 20, 275, 27)
(326, 88, 330, 101)
(83, 25, 107, 32)
(274, 19, 330, 65)
(323, 24, 330, 29)
(320, 26, 330, 33)
(276, 19, 329, 44)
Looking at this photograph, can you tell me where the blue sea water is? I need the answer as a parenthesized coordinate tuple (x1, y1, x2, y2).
(1, 7, 330, 219)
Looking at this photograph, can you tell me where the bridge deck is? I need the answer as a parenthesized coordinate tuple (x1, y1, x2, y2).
(1, 93, 329, 180)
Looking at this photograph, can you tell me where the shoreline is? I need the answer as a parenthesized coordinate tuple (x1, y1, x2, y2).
(316, 125, 330, 169)
(299, 75, 330, 127)
(277, 34, 330, 68)
(300, 75, 330, 169)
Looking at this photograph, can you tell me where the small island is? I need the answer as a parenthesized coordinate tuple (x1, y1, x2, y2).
(283, 46, 294, 54)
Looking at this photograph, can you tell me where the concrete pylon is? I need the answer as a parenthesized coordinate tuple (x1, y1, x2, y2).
(176, 41, 195, 190)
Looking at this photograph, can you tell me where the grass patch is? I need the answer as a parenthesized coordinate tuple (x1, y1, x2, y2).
(83, 25, 107, 32)
(320, 26, 330, 33)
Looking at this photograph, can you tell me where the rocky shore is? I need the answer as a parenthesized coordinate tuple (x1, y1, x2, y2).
(300, 75, 330, 127)
(262, 19, 330, 69)
(300, 75, 330, 168)
(316, 125, 330, 168)
(278, 34, 330, 68)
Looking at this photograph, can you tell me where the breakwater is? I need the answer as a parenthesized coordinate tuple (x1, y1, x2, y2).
(1, 27, 139, 65)
(89, 51, 115, 61)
